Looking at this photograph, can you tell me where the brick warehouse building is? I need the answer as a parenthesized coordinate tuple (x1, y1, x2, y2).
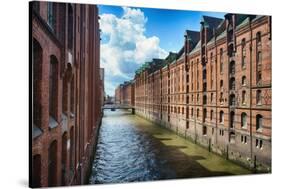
(31, 1, 102, 187)
(132, 14, 272, 171)
(115, 81, 135, 106)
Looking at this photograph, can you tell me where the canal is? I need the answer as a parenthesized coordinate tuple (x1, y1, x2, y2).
(89, 109, 251, 184)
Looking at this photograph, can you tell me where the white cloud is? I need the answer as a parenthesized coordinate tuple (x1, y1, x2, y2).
(100, 7, 168, 96)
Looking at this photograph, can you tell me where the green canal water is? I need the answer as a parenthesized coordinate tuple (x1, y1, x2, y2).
(89, 109, 251, 184)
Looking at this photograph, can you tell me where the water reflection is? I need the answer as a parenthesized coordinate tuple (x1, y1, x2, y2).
(89, 110, 251, 184)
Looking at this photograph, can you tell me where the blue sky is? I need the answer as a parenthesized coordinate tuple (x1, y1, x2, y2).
(98, 5, 225, 96)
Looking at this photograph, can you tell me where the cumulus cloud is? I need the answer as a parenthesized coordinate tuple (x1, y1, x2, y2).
(100, 7, 168, 96)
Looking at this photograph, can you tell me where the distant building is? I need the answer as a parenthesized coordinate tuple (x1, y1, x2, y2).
(31, 2, 101, 187)
(114, 81, 135, 107)
(133, 14, 271, 171)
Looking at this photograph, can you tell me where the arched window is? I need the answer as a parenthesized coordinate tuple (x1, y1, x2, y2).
(256, 114, 263, 131)
(242, 90, 246, 104)
(49, 55, 59, 119)
(33, 39, 43, 128)
(242, 76, 246, 86)
(32, 154, 41, 187)
(256, 90, 262, 105)
(48, 140, 58, 186)
(191, 108, 194, 117)
(219, 111, 224, 123)
(197, 108, 199, 118)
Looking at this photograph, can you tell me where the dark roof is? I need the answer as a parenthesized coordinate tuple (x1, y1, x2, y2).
(185, 30, 200, 44)
(177, 46, 184, 59)
(201, 16, 223, 29)
(163, 52, 178, 66)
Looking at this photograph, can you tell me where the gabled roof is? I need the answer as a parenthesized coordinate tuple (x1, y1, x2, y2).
(201, 15, 224, 29)
(185, 30, 200, 44)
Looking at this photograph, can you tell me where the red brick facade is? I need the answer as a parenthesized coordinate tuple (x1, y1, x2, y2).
(115, 81, 135, 106)
(134, 14, 271, 171)
(31, 1, 101, 187)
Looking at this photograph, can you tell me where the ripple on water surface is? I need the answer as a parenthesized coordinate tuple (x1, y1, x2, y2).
(89, 110, 251, 184)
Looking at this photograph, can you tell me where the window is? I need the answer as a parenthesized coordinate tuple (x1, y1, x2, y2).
(241, 112, 247, 128)
(256, 32, 261, 46)
(197, 94, 199, 103)
(182, 107, 184, 114)
(229, 61, 235, 75)
(220, 48, 223, 73)
(256, 139, 263, 149)
(197, 109, 199, 118)
(257, 51, 262, 65)
(241, 38, 246, 68)
(242, 90, 246, 104)
(220, 80, 223, 90)
(256, 90, 262, 105)
(230, 111, 235, 128)
(49, 55, 58, 119)
(210, 110, 213, 120)
(47, 2, 56, 30)
(32, 154, 41, 187)
(229, 77, 235, 90)
(33, 39, 43, 128)
(259, 140, 263, 149)
(242, 76, 246, 86)
(48, 140, 58, 186)
(220, 92, 223, 103)
(191, 108, 194, 117)
(211, 93, 213, 103)
(257, 70, 262, 83)
(219, 111, 224, 123)
(256, 114, 263, 131)
(203, 126, 207, 135)
(186, 121, 189, 129)
(229, 94, 236, 106)
(203, 95, 207, 105)
(203, 108, 207, 123)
